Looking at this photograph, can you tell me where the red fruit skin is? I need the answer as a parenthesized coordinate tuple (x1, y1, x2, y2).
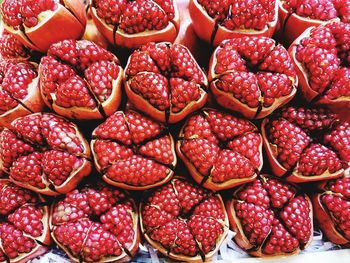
(82, 10, 109, 49)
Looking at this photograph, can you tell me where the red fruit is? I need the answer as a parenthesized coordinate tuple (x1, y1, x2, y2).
(0, 30, 29, 60)
(91, 109, 176, 190)
(209, 36, 297, 119)
(39, 40, 123, 120)
(0, 179, 51, 262)
(50, 183, 140, 262)
(0, 113, 92, 195)
(1, 0, 87, 52)
(124, 42, 208, 123)
(226, 174, 313, 257)
(82, 8, 109, 49)
(140, 177, 228, 262)
(176, 108, 263, 190)
(90, 0, 180, 49)
(289, 21, 350, 109)
(262, 106, 348, 182)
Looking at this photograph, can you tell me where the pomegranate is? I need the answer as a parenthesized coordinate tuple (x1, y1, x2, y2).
(0, 0, 87, 53)
(313, 176, 350, 246)
(124, 42, 208, 123)
(289, 21, 350, 109)
(226, 174, 313, 257)
(0, 59, 44, 128)
(90, 0, 180, 49)
(0, 31, 29, 60)
(0, 113, 92, 195)
(91, 109, 176, 190)
(176, 108, 263, 191)
(83, 9, 109, 49)
(140, 176, 228, 262)
(0, 179, 51, 263)
(189, 0, 278, 46)
(208, 36, 298, 119)
(262, 106, 349, 182)
(279, 0, 350, 44)
(50, 182, 140, 262)
(39, 39, 123, 120)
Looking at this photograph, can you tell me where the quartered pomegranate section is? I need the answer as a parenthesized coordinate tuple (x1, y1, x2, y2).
(226, 174, 313, 257)
(124, 42, 208, 123)
(0, 113, 92, 195)
(50, 182, 140, 262)
(262, 106, 350, 182)
(140, 177, 228, 262)
(189, 0, 278, 46)
(0, 0, 87, 52)
(90, 0, 180, 49)
(0, 31, 29, 60)
(39, 39, 123, 120)
(91, 110, 177, 190)
(176, 108, 263, 190)
(209, 36, 297, 119)
(0, 179, 51, 263)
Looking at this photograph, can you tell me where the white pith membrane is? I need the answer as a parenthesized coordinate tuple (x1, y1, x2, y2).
(139, 177, 229, 262)
(0, 113, 92, 195)
(124, 42, 208, 124)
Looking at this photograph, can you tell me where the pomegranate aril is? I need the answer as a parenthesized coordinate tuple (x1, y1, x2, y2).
(192, 196, 225, 220)
(126, 51, 160, 77)
(170, 78, 201, 113)
(214, 47, 247, 74)
(329, 177, 350, 198)
(324, 122, 350, 163)
(11, 114, 44, 145)
(139, 136, 174, 165)
(263, 177, 294, 209)
(182, 114, 218, 144)
(237, 180, 270, 208)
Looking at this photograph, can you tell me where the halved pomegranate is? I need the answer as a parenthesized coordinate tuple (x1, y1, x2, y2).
(189, 0, 278, 46)
(279, 0, 350, 44)
(39, 39, 123, 120)
(0, 59, 44, 128)
(0, 113, 92, 195)
(0, 0, 87, 53)
(124, 42, 208, 123)
(313, 176, 350, 246)
(90, 0, 180, 49)
(289, 21, 350, 109)
(51, 182, 140, 262)
(0, 179, 51, 263)
(226, 174, 313, 257)
(91, 109, 176, 190)
(82, 9, 109, 49)
(262, 106, 349, 182)
(0, 31, 29, 60)
(176, 108, 263, 191)
(140, 176, 228, 262)
(209, 36, 297, 119)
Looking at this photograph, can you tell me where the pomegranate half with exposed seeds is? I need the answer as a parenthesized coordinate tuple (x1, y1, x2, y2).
(209, 36, 297, 119)
(51, 182, 140, 262)
(313, 176, 350, 246)
(90, 0, 180, 49)
(0, 113, 92, 195)
(124, 42, 208, 123)
(279, 0, 350, 44)
(39, 39, 123, 120)
(0, 179, 51, 263)
(289, 21, 350, 109)
(0, 59, 44, 128)
(176, 108, 263, 191)
(91, 109, 176, 190)
(226, 174, 313, 257)
(0, 31, 29, 60)
(0, 0, 87, 53)
(262, 106, 349, 182)
(189, 0, 278, 46)
(140, 177, 228, 262)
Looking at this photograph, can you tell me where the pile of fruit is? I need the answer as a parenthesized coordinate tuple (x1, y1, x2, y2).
(0, 0, 349, 262)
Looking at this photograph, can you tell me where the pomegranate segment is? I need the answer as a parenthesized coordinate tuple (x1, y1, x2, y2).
(189, 0, 277, 46)
(140, 177, 228, 262)
(0, 31, 29, 60)
(39, 39, 123, 120)
(209, 36, 297, 119)
(0, 113, 92, 195)
(0, 179, 51, 263)
(289, 21, 350, 109)
(262, 106, 349, 182)
(91, 110, 176, 190)
(90, 0, 180, 49)
(176, 108, 263, 191)
(226, 175, 313, 257)
(51, 183, 140, 262)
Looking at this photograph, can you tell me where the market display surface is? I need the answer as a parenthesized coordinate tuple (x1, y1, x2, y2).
(0, 0, 349, 262)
